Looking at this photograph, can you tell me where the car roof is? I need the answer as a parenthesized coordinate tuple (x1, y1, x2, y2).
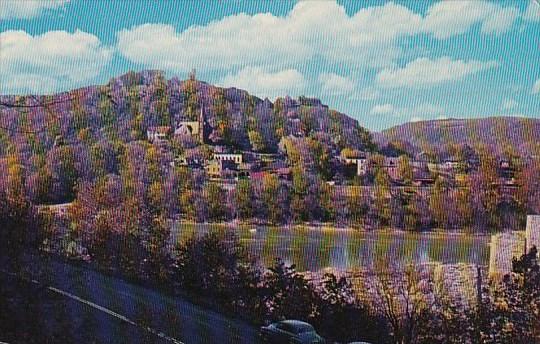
(279, 320, 313, 327)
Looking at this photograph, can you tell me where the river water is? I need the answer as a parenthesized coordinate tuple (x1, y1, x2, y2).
(171, 223, 491, 272)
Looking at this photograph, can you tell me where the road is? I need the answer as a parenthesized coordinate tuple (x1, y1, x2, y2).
(0, 255, 259, 344)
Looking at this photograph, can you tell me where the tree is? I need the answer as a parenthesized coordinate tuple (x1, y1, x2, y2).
(261, 174, 287, 224)
(515, 161, 540, 215)
(263, 258, 319, 322)
(248, 130, 265, 152)
(174, 232, 246, 300)
(372, 266, 435, 344)
(153, 73, 170, 126)
(373, 168, 391, 225)
(182, 76, 199, 120)
(430, 177, 449, 229)
(397, 155, 413, 185)
(234, 179, 253, 221)
(0, 154, 37, 258)
(316, 273, 387, 343)
(480, 247, 540, 343)
(212, 89, 231, 145)
(146, 215, 172, 283)
(204, 183, 228, 221)
(347, 186, 369, 226)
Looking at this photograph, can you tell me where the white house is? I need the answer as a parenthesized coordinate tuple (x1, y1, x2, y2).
(213, 153, 243, 164)
(147, 126, 171, 143)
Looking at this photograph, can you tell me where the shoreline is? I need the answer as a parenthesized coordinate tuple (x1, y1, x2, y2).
(173, 219, 497, 237)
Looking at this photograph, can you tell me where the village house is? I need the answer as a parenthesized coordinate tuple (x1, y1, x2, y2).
(382, 157, 401, 180)
(37, 202, 73, 217)
(206, 159, 237, 179)
(174, 108, 207, 143)
(213, 153, 243, 164)
(147, 126, 171, 143)
(356, 156, 370, 176)
(412, 169, 435, 187)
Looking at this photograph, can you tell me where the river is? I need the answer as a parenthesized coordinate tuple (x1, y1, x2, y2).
(170, 223, 491, 272)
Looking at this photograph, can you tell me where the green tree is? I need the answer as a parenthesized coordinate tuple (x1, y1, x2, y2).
(204, 183, 227, 221)
(154, 72, 170, 126)
(234, 179, 253, 221)
(373, 168, 391, 225)
(398, 155, 413, 185)
(430, 177, 449, 229)
(248, 130, 266, 152)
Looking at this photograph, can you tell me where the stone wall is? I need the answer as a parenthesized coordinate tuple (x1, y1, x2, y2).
(526, 215, 540, 252)
(488, 232, 526, 276)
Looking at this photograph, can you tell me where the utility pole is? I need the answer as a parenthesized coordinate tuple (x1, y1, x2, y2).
(476, 265, 483, 343)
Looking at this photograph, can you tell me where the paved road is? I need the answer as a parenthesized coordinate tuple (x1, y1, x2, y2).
(1, 255, 260, 344)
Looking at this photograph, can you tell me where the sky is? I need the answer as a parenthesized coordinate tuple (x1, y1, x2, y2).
(0, 0, 539, 131)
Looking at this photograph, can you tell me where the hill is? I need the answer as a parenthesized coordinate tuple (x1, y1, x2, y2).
(0, 70, 373, 154)
(376, 117, 540, 159)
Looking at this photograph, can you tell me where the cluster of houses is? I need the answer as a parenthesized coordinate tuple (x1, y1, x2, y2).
(146, 110, 291, 185)
(146, 110, 520, 192)
(339, 149, 519, 189)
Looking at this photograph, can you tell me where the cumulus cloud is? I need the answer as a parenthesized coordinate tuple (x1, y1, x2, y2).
(524, 1, 540, 22)
(117, 1, 517, 74)
(533, 79, 540, 94)
(371, 104, 395, 116)
(376, 57, 498, 88)
(318, 73, 355, 95)
(0, 30, 112, 94)
(220, 67, 306, 99)
(0, 0, 69, 20)
(422, 1, 519, 38)
(117, 2, 422, 72)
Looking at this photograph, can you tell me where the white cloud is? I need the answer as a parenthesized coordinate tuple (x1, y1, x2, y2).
(371, 104, 395, 115)
(502, 98, 518, 110)
(533, 79, 540, 94)
(410, 116, 423, 123)
(220, 67, 305, 100)
(318, 73, 355, 95)
(116, 2, 424, 72)
(481, 7, 519, 34)
(119, 1, 518, 75)
(376, 57, 498, 88)
(524, 1, 540, 22)
(422, 1, 519, 38)
(0, 30, 112, 94)
(0, 0, 69, 20)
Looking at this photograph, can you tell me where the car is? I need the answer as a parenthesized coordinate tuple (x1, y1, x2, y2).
(260, 320, 325, 343)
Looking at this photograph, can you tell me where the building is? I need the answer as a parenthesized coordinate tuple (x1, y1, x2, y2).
(37, 202, 73, 217)
(489, 216, 540, 277)
(147, 126, 171, 143)
(205, 159, 242, 179)
(174, 108, 206, 143)
(356, 157, 370, 176)
(175, 121, 200, 137)
(382, 157, 400, 180)
(526, 215, 540, 253)
(213, 153, 243, 164)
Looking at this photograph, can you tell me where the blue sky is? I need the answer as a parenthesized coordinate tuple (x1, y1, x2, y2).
(1, 0, 539, 131)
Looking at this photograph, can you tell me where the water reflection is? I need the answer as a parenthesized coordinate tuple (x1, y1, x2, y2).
(171, 223, 491, 272)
